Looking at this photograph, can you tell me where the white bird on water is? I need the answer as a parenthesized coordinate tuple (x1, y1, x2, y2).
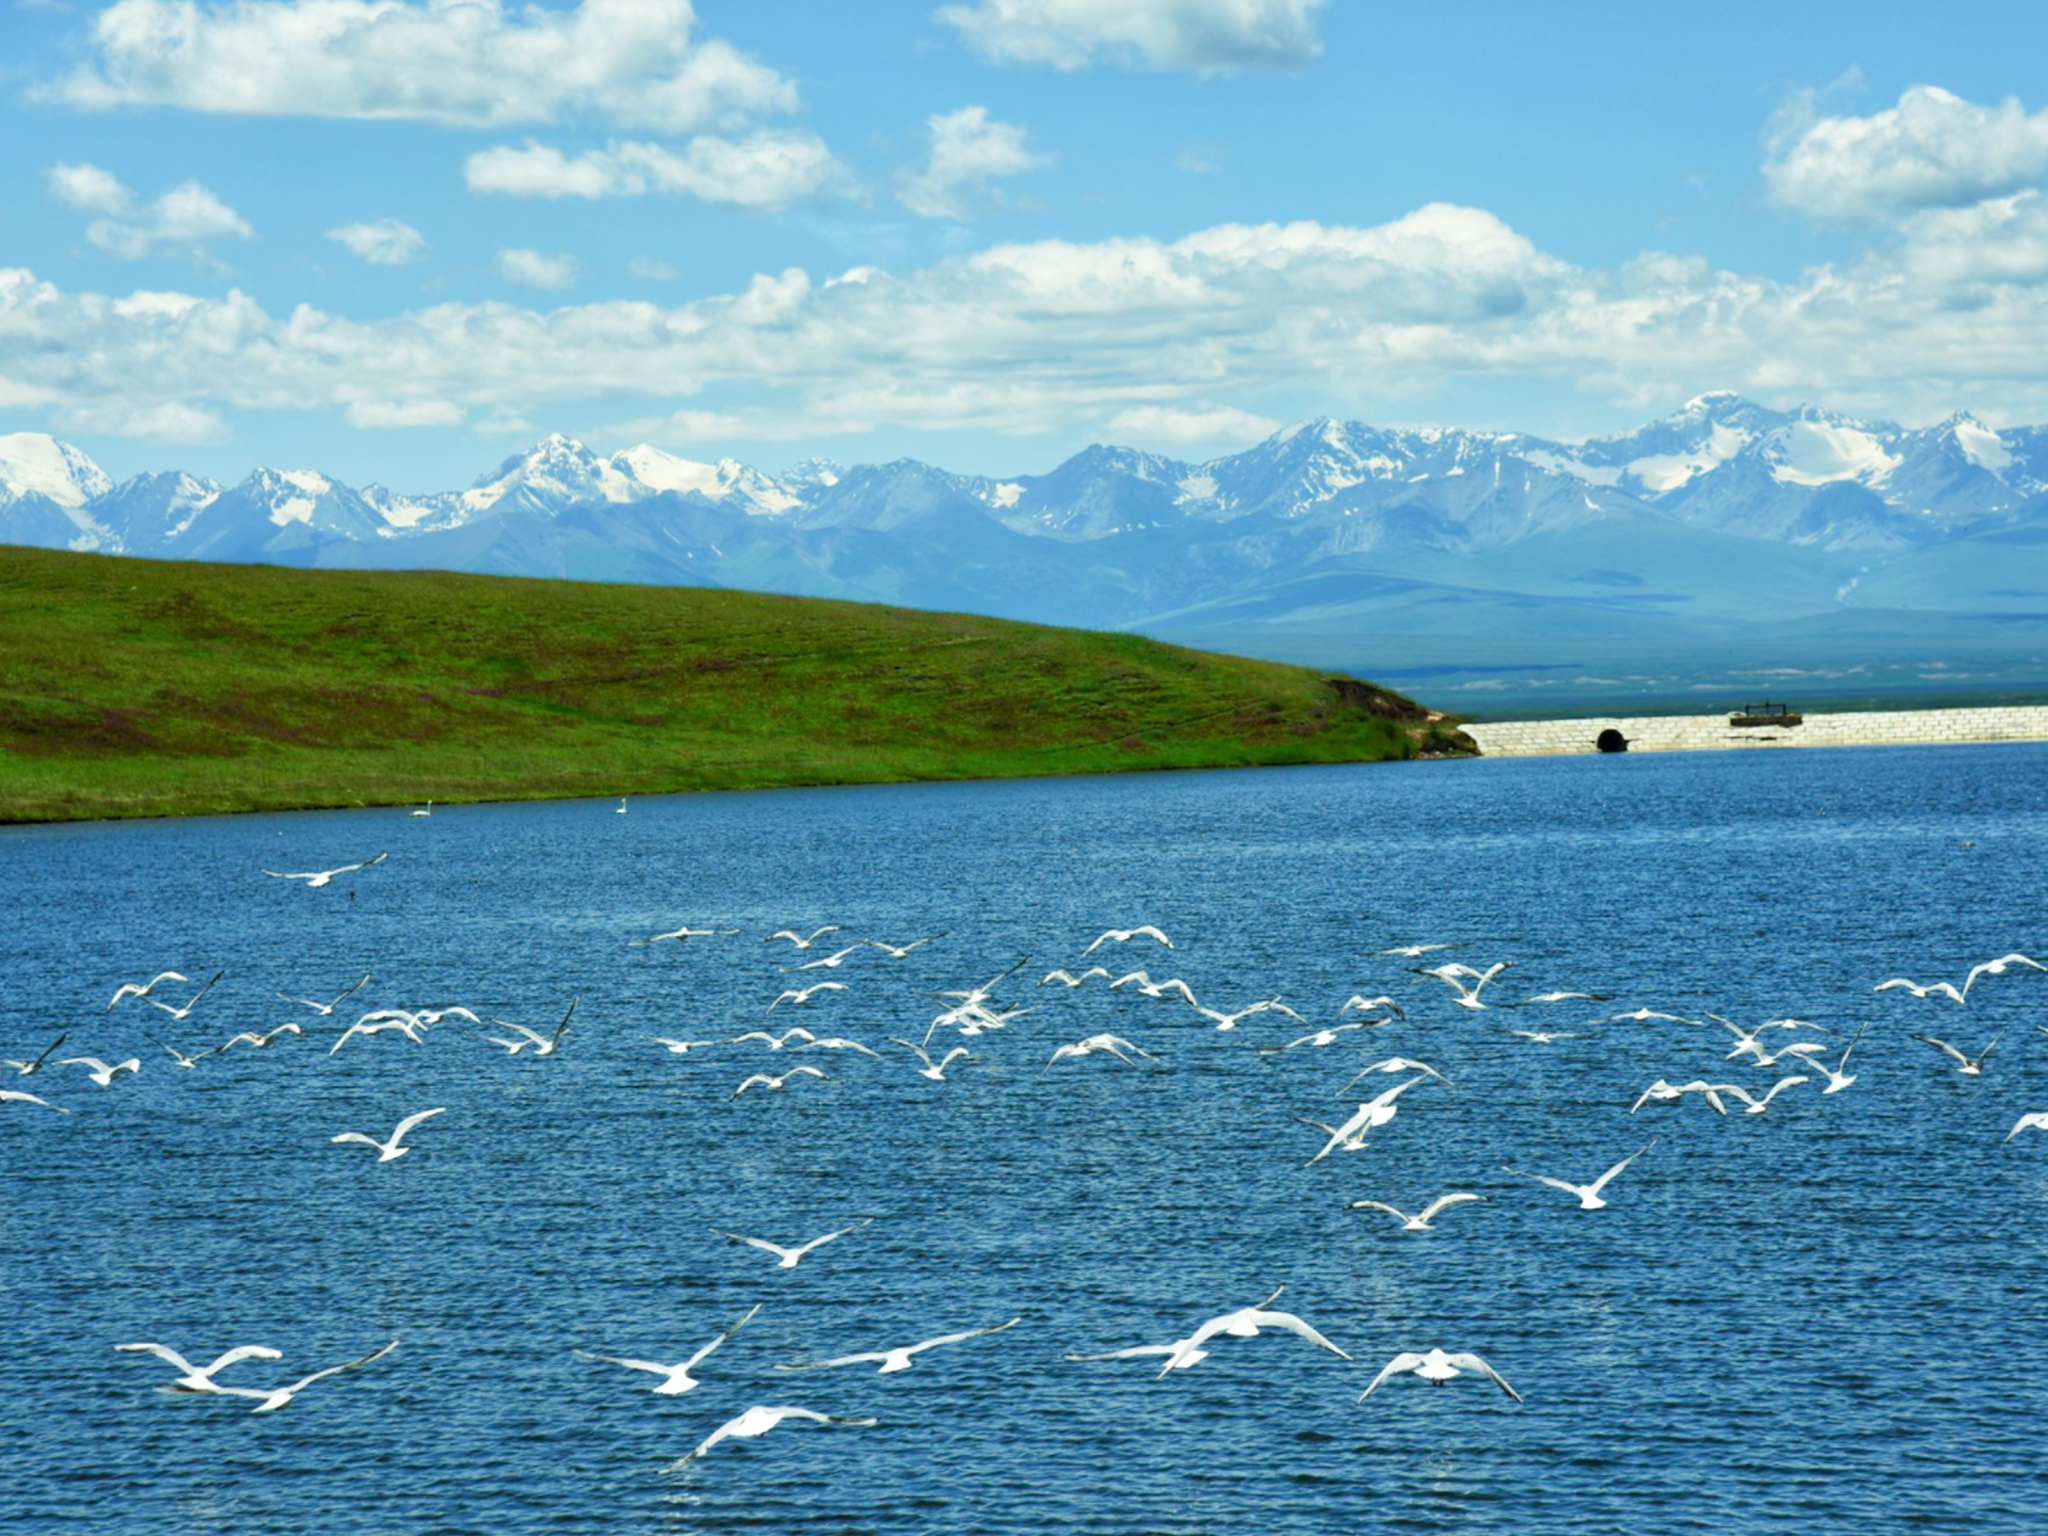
(1346, 1193, 1487, 1232)
(1502, 1143, 1655, 1210)
(711, 1218, 872, 1269)
(892, 1039, 973, 1081)
(1360, 1348, 1521, 1403)
(776, 1316, 1021, 1375)
(57, 1055, 141, 1087)
(617, 797, 628, 815)
(1913, 1033, 1999, 1076)
(1083, 925, 1173, 956)
(331, 1107, 446, 1162)
(261, 852, 387, 888)
(115, 1342, 283, 1393)
(411, 800, 432, 818)
(211, 1339, 400, 1413)
(108, 970, 188, 1010)
(577, 1304, 760, 1395)
(276, 974, 371, 1017)
(485, 997, 578, 1056)
(665, 1405, 876, 1468)
(730, 1065, 830, 1099)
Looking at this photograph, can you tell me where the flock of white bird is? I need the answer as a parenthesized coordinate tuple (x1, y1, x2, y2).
(7, 828, 2047, 1474)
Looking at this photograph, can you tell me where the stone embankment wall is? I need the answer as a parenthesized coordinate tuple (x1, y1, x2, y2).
(1463, 704, 2048, 757)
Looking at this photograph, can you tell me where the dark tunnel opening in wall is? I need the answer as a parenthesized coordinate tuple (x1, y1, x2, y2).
(1596, 729, 1629, 754)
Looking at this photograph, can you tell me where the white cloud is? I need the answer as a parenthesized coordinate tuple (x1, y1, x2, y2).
(496, 249, 577, 290)
(24, 193, 2048, 455)
(936, 0, 1325, 74)
(465, 130, 853, 208)
(896, 105, 1048, 220)
(325, 218, 427, 266)
(1765, 85, 2048, 223)
(46, 163, 253, 259)
(345, 398, 464, 428)
(48, 0, 795, 133)
(629, 257, 679, 280)
(1106, 403, 1280, 444)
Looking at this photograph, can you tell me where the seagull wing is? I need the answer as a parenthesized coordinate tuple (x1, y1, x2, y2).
(774, 1350, 893, 1372)
(1417, 1192, 1487, 1223)
(1912, 1034, 1970, 1066)
(1346, 1200, 1409, 1221)
(201, 1345, 284, 1375)
(390, 1107, 447, 1142)
(576, 1350, 676, 1377)
(1064, 1343, 1181, 1362)
(1360, 1352, 1426, 1399)
(793, 1218, 872, 1257)
(711, 1229, 796, 1262)
(330, 1132, 384, 1150)
(116, 1342, 202, 1374)
(683, 1303, 763, 1373)
(549, 996, 579, 1047)
(281, 1338, 400, 1395)
(1501, 1165, 1586, 1198)
(1586, 1143, 1655, 1194)
(1443, 1351, 1522, 1401)
(1241, 1309, 1349, 1359)
(905, 1316, 1022, 1355)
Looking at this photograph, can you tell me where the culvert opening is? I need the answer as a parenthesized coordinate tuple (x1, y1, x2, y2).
(1595, 729, 1629, 754)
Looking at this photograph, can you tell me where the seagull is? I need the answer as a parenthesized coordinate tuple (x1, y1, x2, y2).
(1046, 1034, 1158, 1069)
(1508, 1029, 1587, 1044)
(145, 971, 224, 1022)
(211, 1339, 400, 1413)
(144, 1032, 213, 1069)
(1259, 1022, 1376, 1055)
(1360, 1348, 1521, 1403)
(1413, 961, 1512, 1010)
(411, 800, 432, 817)
(776, 1317, 1021, 1375)
(1110, 972, 1199, 1006)
(1963, 952, 2046, 1000)
(1082, 926, 1173, 956)
(731, 1066, 830, 1099)
(711, 1218, 871, 1269)
(1807, 1023, 1869, 1094)
(1630, 1079, 1727, 1115)
(1340, 1057, 1451, 1092)
(1913, 1033, 1999, 1076)
(767, 926, 842, 950)
(57, 1055, 141, 1087)
(4, 1032, 71, 1076)
(868, 934, 945, 959)
(108, 971, 188, 1010)
(638, 924, 740, 945)
(1502, 1143, 1655, 1210)
(1374, 944, 1464, 958)
(1041, 967, 1111, 988)
(484, 996, 577, 1056)
(790, 1037, 881, 1059)
(924, 958, 1031, 1045)
(115, 1342, 283, 1393)
(1339, 995, 1406, 1018)
(1603, 1007, 1700, 1026)
(331, 1013, 428, 1055)
(1516, 991, 1614, 1006)
(261, 852, 388, 888)
(1874, 978, 1965, 1004)
(664, 1405, 876, 1468)
(1713, 1014, 1828, 1063)
(1193, 998, 1303, 1031)
(769, 982, 848, 1010)
(647, 1036, 730, 1055)
(1717, 1077, 1809, 1115)
(1306, 1074, 1432, 1166)
(415, 1006, 480, 1027)
(2005, 1111, 2048, 1142)
(1735, 1039, 1830, 1069)
(1346, 1193, 1487, 1232)
(275, 975, 371, 1017)
(788, 945, 867, 973)
(732, 1027, 817, 1051)
(0, 1088, 68, 1112)
(891, 1040, 973, 1081)
(220, 1023, 302, 1052)
(576, 1304, 761, 1395)
(331, 1107, 446, 1162)
(1150, 1286, 1349, 1378)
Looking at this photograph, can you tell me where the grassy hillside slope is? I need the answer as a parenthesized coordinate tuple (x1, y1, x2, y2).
(0, 548, 1464, 823)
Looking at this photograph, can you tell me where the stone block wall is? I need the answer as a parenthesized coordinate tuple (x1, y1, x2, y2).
(1462, 704, 2048, 757)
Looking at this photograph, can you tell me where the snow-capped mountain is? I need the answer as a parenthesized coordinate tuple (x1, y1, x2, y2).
(0, 431, 112, 509)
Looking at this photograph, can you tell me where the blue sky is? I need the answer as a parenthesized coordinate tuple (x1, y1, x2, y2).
(9, 0, 2048, 490)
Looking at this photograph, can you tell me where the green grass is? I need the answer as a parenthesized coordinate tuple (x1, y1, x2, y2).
(0, 547, 1463, 824)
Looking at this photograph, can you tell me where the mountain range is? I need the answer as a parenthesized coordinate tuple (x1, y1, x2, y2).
(6, 393, 2047, 712)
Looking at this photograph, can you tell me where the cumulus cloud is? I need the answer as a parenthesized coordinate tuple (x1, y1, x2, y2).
(325, 218, 427, 266)
(496, 248, 577, 290)
(1765, 85, 2048, 223)
(47, 0, 795, 133)
(896, 106, 1048, 220)
(936, 0, 1325, 74)
(22, 195, 2048, 455)
(46, 162, 253, 259)
(464, 130, 853, 208)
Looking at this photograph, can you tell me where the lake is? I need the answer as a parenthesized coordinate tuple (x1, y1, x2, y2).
(5, 744, 2047, 1534)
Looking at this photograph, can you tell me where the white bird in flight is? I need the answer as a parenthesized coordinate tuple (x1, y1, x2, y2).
(638, 923, 740, 944)
(1151, 1287, 1349, 1378)
(0, 1088, 68, 1112)
(2005, 1111, 2048, 1142)
(485, 997, 577, 1056)
(331, 1013, 428, 1055)
(711, 1218, 871, 1269)
(220, 1023, 302, 1052)
(261, 852, 388, 888)
(1305, 1074, 1432, 1166)
(788, 945, 867, 973)
(1046, 1034, 1158, 1069)
(58, 1055, 141, 1087)
(769, 982, 848, 1010)
(1913, 1033, 1999, 1076)
(1508, 1029, 1587, 1044)
(1346, 1193, 1486, 1232)
(1259, 1022, 1376, 1055)
(1414, 961, 1512, 1010)
(1806, 1021, 1870, 1094)
(1041, 967, 1111, 988)
(868, 934, 945, 959)
(791, 1036, 881, 1059)
(4, 1032, 69, 1076)
(1502, 1143, 1655, 1210)
(1603, 1007, 1700, 1026)
(107, 970, 188, 1010)
(1963, 951, 2045, 999)
(145, 970, 223, 1022)
(1360, 1348, 1521, 1403)
(776, 1316, 1021, 1375)
(665, 1405, 876, 1468)
(1339, 995, 1405, 1018)
(144, 1032, 213, 1069)
(331, 1107, 447, 1162)
(647, 1035, 728, 1055)
(732, 1027, 818, 1050)
(576, 1304, 760, 1395)
(1874, 977, 1965, 1004)
(1193, 998, 1303, 1031)
(1110, 971, 1199, 1005)
(1630, 1079, 1728, 1115)
(1340, 1057, 1451, 1092)
(730, 1066, 830, 1099)
(767, 926, 842, 950)
(892, 1039, 973, 1081)
(275, 974, 371, 1017)
(1082, 925, 1173, 956)
(211, 1339, 400, 1413)
(115, 1341, 283, 1393)
(1718, 1077, 1809, 1115)
(1374, 944, 1463, 958)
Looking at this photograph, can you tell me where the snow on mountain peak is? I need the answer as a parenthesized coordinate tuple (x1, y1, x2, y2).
(0, 432, 113, 508)
(1947, 415, 2012, 472)
(1768, 418, 1901, 488)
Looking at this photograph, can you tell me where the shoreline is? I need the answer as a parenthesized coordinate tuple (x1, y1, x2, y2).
(1462, 702, 2048, 757)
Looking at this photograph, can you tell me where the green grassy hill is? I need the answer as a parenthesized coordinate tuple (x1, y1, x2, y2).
(0, 548, 1467, 823)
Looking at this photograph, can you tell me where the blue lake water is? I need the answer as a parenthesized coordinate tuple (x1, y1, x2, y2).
(5, 744, 2048, 1535)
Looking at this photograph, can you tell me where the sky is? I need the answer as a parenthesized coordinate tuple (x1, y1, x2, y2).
(10, 0, 2048, 491)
